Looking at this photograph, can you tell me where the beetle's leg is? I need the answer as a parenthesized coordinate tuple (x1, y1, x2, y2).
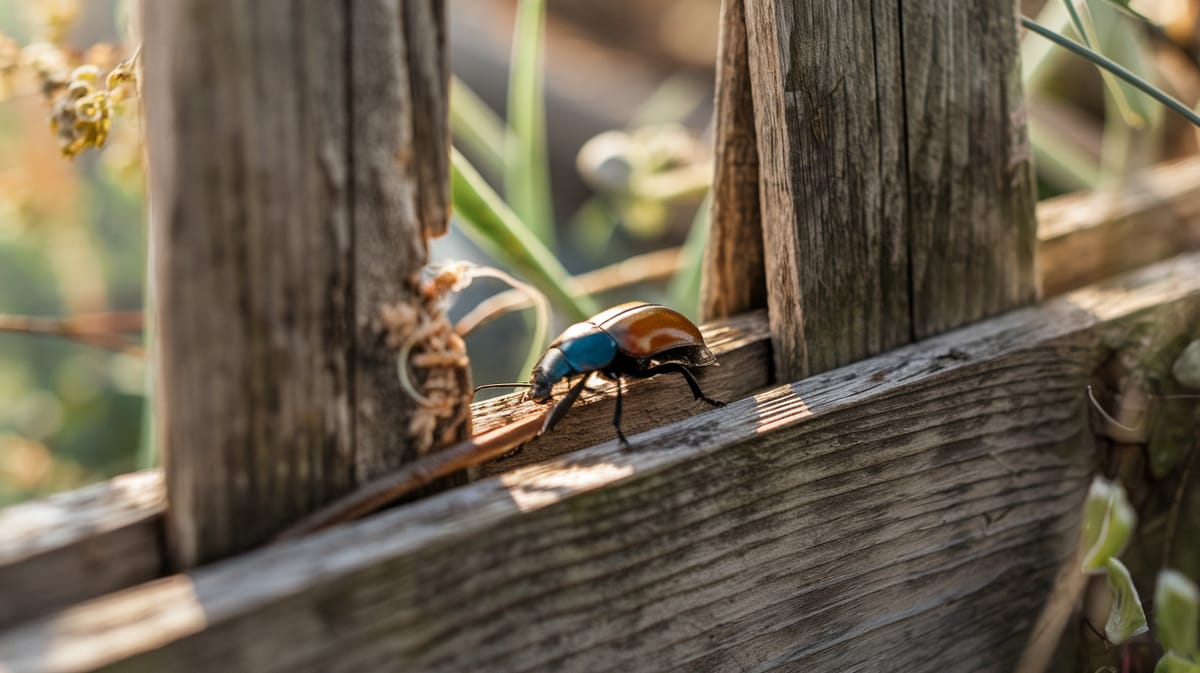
(539, 374, 591, 437)
(613, 376, 630, 449)
(638, 363, 725, 407)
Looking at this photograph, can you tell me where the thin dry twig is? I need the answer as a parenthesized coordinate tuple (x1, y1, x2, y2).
(455, 247, 683, 337)
(273, 409, 548, 540)
(0, 311, 143, 354)
(1086, 384, 1144, 434)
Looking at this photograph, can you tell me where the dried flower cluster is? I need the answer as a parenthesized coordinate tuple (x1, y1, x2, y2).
(47, 53, 138, 158)
(0, 0, 140, 159)
(380, 269, 473, 456)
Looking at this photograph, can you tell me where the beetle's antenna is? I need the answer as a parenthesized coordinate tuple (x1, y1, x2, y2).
(474, 382, 534, 394)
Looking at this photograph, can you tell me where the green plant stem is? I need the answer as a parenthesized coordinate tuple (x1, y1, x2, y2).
(505, 0, 555, 246)
(1062, 0, 1144, 127)
(1021, 15, 1200, 127)
(451, 148, 597, 322)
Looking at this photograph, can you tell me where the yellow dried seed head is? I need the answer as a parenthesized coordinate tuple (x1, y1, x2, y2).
(105, 59, 138, 102)
(70, 63, 100, 82)
(74, 90, 107, 123)
(66, 79, 91, 99)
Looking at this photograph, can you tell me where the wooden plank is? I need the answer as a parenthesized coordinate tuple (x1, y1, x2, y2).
(6, 252, 1200, 673)
(743, 0, 910, 380)
(142, 0, 462, 568)
(701, 0, 766, 321)
(740, 1, 1037, 380)
(1037, 155, 1200, 297)
(0, 471, 163, 630)
(901, 0, 1038, 337)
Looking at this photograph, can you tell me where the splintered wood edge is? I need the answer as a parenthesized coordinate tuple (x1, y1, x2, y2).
(3, 252, 1199, 673)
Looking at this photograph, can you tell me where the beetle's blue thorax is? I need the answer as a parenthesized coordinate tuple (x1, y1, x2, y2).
(555, 323, 618, 372)
(529, 323, 618, 401)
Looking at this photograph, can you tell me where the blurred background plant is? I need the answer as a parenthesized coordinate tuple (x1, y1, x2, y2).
(0, 0, 143, 506)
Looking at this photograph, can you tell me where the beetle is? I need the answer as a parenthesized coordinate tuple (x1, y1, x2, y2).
(528, 301, 724, 446)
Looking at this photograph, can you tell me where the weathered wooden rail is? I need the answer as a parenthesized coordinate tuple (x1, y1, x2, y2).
(4, 252, 1200, 672)
(2, 0, 1200, 671)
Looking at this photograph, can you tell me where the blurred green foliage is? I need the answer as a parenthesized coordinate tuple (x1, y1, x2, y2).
(0, 0, 145, 506)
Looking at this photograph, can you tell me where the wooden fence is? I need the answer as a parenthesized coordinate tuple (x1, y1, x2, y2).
(2, 0, 1200, 671)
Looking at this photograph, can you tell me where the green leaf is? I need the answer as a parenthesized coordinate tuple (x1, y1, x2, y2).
(1061, 0, 1146, 128)
(666, 192, 711, 321)
(1020, 15, 1200, 127)
(1081, 476, 1137, 572)
(449, 76, 508, 180)
(1105, 557, 1149, 644)
(1093, 0, 1155, 26)
(450, 148, 597, 323)
(505, 0, 555, 245)
(1155, 653, 1200, 673)
(1028, 122, 1102, 191)
(1021, 1, 1103, 191)
(1023, 0, 1070, 91)
(1156, 570, 1200, 658)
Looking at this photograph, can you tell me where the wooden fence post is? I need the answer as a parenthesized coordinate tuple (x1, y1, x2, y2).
(702, 0, 766, 321)
(143, 0, 465, 568)
(708, 0, 1038, 380)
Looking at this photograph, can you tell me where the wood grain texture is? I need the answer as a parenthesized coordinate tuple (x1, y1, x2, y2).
(403, 0, 451, 239)
(348, 0, 467, 481)
(743, 0, 910, 381)
(902, 1, 1038, 337)
(0, 471, 163, 629)
(701, 0, 767, 321)
(1037, 155, 1200, 297)
(142, 0, 457, 568)
(7, 252, 1200, 673)
(740, 0, 1036, 379)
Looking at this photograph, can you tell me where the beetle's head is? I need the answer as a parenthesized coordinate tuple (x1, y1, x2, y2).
(528, 347, 571, 402)
(529, 368, 554, 403)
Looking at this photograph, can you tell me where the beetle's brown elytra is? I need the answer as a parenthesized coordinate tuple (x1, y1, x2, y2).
(529, 302, 723, 447)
